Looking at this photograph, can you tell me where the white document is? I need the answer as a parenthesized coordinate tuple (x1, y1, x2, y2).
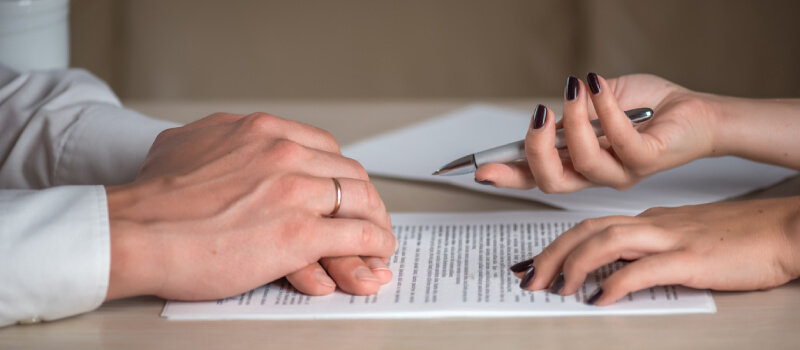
(162, 211, 716, 320)
(342, 104, 797, 213)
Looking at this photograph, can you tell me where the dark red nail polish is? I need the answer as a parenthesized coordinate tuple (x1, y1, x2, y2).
(587, 72, 601, 95)
(565, 76, 579, 101)
(510, 258, 534, 273)
(520, 267, 536, 289)
(585, 288, 604, 305)
(549, 273, 565, 294)
(475, 179, 494, 186)
(532, 104, 547, 130)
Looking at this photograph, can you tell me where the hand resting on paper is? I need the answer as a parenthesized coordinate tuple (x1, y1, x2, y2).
(104, 112, 397, 301)
(510, 198, 800, 305)
(488, 73, 800, 305)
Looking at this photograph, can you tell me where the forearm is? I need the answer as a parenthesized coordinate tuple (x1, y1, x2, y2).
(706, 93, 800, 170)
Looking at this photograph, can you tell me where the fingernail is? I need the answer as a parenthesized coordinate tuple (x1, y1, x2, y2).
(549, 273, 565, 294)
(587, 72, 601, 95)
(519, 267, 536, 289)
(565, 76, 579, 101)
(314, 269, 336, 288)
(366, 257, 390, 271)
(585, 288, 604, 305)
(532, 104, 547, 130)
(475, 179, 494, 186)
(509, 258, 534, 273)
(354, 266, 380, 282)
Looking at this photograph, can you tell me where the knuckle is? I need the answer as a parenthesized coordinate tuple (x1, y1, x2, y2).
(571, 156, 601, 175)
(347, 158, 370, 180)
(640, 206, 668, 217)
(356, 166, 370, 181)
(561, 253, 580, 274)
(576, 217, 602, 232)
(207, 112, 233, 120)
(244, 112, 282, 132)
(154, 174, 182, 190)
(626, 165, 651, 179)
(536, 181, 565, 194)
(610, 182, 634, 191)
(536, 182, 555, 194)
(270, 139, 310, 162)
(537, 242, 561, 262)
(317, 129, 341, 153)
(154, 126, 180, 141)
(360, 181, 385, 213)
(601, 225, 629, 243)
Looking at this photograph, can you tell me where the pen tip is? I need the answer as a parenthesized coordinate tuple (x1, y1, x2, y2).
(431, 170, 441, 176)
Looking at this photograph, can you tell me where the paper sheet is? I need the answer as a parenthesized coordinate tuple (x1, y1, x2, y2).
(162, 211, 716, 320)
(341, 104, 797, 213)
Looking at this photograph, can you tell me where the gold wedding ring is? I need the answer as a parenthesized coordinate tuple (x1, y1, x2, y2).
(328, 177, 342, 217)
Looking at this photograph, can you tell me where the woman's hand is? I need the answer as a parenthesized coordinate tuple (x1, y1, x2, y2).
(512, 197, 800, 305)
(475, 73, 720, 192)
(105, 112, 397, 301)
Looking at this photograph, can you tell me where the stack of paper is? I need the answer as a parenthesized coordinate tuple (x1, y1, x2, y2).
(163, 212, 716, 320)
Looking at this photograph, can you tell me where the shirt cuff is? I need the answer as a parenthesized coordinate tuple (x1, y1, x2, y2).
(0, 185, 110, 327)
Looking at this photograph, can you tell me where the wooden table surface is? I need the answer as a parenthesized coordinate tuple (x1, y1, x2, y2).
(3, 99, 799, 349)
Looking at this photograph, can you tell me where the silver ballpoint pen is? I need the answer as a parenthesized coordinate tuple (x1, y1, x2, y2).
(432, 107, 654, 176)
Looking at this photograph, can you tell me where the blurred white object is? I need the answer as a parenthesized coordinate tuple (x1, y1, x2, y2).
(0, 0, 69, 72)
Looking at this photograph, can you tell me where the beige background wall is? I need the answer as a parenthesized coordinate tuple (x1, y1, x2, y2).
(70, 0, 800, 100)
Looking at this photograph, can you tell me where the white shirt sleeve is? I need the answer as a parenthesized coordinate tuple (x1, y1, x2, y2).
(0, 64, 179, 327)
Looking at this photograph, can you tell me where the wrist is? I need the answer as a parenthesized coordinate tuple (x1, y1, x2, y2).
(105, 182, 164, 300)
(688, 91, 736, 158)
(655, 87, 726, 160)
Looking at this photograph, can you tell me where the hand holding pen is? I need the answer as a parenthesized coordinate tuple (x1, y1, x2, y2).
(451, 73, 721, 192)
(433, 107, 654, 176)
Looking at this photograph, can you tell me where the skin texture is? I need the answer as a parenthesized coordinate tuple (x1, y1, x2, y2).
(480, 74, 800, 305)
(105, 112, 397, 301)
